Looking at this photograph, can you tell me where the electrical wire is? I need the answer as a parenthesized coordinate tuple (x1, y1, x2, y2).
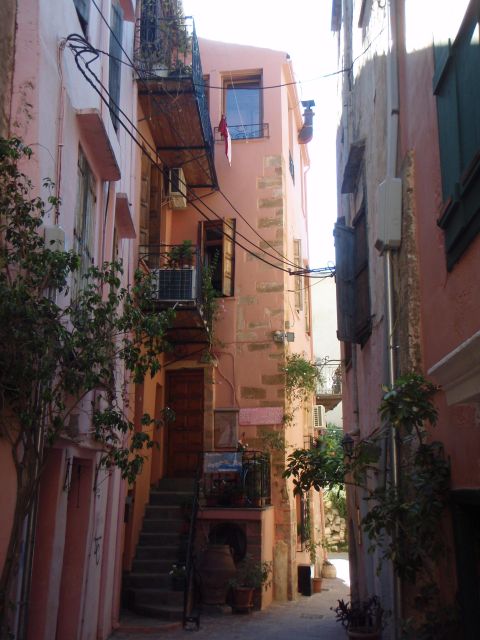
(66, 34, 305, 273)
(84, 2, 307, 270)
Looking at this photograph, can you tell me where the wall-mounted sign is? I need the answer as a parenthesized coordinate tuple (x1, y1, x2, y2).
(239, 407, 284, 426)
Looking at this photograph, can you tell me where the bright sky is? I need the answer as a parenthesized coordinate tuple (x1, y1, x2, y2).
(182, 0, 340, 267)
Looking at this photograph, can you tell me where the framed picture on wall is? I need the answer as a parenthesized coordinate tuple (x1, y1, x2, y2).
(214, 409, 239, 449)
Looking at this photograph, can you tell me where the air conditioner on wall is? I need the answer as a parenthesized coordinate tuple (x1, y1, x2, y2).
(151, 267, 196, 301)
(313, 404, 326, 429)
(168, 167, 187, 209)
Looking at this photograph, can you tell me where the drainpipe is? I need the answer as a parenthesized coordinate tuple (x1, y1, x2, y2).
(382, 0, 402, 635)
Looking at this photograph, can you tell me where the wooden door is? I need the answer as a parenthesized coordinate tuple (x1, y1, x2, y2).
(166, 369, 204, 477)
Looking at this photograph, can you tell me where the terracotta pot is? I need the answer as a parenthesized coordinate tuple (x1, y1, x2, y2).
(312, 577, 323, 593)
(231, 586, 254, 613)
(198, 544, 236, 605)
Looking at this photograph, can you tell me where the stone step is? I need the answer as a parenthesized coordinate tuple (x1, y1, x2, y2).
(135, 545, 180, 561)
(131, 587, 184, 607)
(156, 477, 196, 492)
(148, 491, 194, 507)
(138, 531, 182, 546)
(125, 572, 170, 589)
(141, 518, 184, 534)
(144, 504, 185, 520)
(131, 602, 183, 621)
(132, 558, 173, 574)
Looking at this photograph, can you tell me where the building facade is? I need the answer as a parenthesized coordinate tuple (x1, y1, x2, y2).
(334, 0, 480, 637)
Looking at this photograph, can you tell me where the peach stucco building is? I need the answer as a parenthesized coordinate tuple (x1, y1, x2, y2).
(334, 1, 480, 638)
(1, 0, 322, 637)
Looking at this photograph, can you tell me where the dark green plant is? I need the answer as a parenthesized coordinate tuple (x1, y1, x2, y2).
(0, 137, 173, 629)
(229, 555, 272, 590)
(166, 239, 193, 267)
(332, 596, 384, 632)
(201, 254, 221, 354)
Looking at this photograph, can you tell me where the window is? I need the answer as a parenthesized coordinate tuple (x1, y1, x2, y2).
(224, 74, 262, 140)
(73, 148, 96, 295)
(293, 240, 303, 310)
(334, 206, 371, 346)
(434, 1, 480, 269)
(109, 2, 124, 131)
(200, 219, 236, 296)
(304, 274, 311, 333)
(73, 0, 90, 35)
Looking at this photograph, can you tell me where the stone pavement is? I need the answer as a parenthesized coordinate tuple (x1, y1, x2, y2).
(110, 554, 350, 640)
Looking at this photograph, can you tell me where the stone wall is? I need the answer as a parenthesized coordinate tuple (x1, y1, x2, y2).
(323, 496, 347, 551)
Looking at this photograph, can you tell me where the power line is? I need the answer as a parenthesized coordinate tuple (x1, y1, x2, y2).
(82, 2, 304, 270)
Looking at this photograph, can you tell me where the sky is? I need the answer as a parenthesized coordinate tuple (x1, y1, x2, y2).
(182, 0, 340, 268)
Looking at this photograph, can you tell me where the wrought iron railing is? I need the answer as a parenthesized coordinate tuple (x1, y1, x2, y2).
(202, 450, 271, 508)
(134, 6, 214, 164)
(139, 243, 203, 304)
(183, 467, 201, 630)
(316, 357, 343, 395)
(214, 123, 269, 142)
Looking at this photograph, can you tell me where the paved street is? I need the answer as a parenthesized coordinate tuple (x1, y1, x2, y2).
(110, 555, 350, 640)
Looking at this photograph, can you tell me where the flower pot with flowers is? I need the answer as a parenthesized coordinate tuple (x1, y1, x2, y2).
(169, 564, 186, 591)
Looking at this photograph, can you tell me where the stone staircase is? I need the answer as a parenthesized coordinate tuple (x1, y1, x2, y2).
(123, 477, 195, 620)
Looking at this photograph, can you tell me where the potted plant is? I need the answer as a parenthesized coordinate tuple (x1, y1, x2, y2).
(332, 596, 384, 639)
(166, 239, 194, 268)
(228, 555, 272, 613)
(169, 563, 187, 591)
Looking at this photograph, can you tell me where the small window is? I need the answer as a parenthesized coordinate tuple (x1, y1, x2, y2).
(109, 2, 124, 131)
(73, 0, 90, 35)
(224, 74, 262, 140)
(200, 219, 236, 297)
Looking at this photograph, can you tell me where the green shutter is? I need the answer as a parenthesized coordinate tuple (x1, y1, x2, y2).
(109, 2, 124, 130)
(73, 0, 90, 28)
(334, 218, 355, 343)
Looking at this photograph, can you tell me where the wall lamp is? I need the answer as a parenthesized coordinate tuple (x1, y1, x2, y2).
(272, 331, 295, 343)
(341, 433, 355, 458)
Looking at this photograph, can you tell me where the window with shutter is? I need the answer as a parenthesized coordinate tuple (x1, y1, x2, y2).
(73, 0, 90, 34)
(434, 0, 480, 269)
(73, 148, 97, 297)
(334, 209, 371, 346)
(200, 219, 236, 297)
(109, 2, 124, 131)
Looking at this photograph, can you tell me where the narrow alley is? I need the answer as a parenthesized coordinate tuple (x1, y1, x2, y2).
(110, 556, 350, 640)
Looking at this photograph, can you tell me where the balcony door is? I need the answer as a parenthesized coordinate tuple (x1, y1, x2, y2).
(166, 369, 204, 477)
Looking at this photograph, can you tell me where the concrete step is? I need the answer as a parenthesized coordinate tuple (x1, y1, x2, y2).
(138, 531, 182, 546)
(148, 491, 194, 507)
(156, 477, 196, 492)
(141, 518, 184, 534)
(131, 602, 183, 621)
(135, 545, 180, 561)
(124, 572, 170, 589)
(131, 587, 184, 607)
(144, 504, 184, 520)
(132, 558, 173, 574)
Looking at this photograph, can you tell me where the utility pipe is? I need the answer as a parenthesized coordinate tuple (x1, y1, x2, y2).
(384, 0, 401, 636)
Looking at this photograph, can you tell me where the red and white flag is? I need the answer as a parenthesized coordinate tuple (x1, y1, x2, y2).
(218, 115, 232, 166)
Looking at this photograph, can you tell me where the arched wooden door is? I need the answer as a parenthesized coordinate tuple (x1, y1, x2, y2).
(166, 369, 204, 477)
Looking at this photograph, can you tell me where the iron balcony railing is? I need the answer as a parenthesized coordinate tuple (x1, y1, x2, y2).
(139, 243, 203, 304)
(316, 358, 343, 395)
(202, 450, 271, 508)
(214, 123, 269, 142)
(134, 6, 214, 163)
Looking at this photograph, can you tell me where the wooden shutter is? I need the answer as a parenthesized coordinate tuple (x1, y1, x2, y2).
(353, 209, 371, 345)
(221, 219, 235, 297)
(109, 2, 124, 130)
(73, 0, 90, 28)
(139, 153, 151, 249)
(334, 218, 355, 342)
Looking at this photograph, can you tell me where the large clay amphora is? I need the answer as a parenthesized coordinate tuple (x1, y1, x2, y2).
(198, 544, 236, 605)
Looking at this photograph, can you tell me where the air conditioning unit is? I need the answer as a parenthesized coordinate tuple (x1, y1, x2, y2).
(152, 267, 196, 301)
(313, 404, 326, 429)
(168, 167, 187, 209)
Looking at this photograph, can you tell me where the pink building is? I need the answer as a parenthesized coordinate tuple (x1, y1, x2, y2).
(334, 1, 480, 637)
(1, 0, 321, 636)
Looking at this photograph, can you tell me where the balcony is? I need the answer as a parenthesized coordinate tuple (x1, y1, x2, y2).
(202, 450, 271, 509)
(139, 243, 210, 344)
(135, 8, 217, 189)
(315, 358, 343, 412)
